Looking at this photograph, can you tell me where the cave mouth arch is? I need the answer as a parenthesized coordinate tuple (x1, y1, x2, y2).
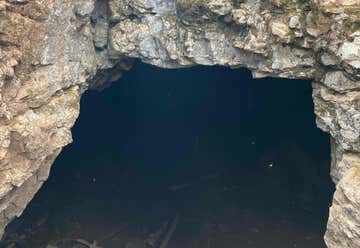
(4, 62, 334, 247)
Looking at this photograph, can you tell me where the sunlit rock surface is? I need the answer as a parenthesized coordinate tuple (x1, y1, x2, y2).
(325, 166, 360, 248)
(0, 0, 359, 247)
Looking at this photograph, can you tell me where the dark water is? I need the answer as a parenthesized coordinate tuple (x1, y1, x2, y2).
(4, 63, 334, 248)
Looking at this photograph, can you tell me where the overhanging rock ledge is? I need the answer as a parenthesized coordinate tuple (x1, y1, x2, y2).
(0, 0, 359, 247)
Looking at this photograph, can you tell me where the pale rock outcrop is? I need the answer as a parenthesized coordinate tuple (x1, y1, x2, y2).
(325, 166, 360, 248)
(0, 0, 128, 238)
(0, 0, 359, 247)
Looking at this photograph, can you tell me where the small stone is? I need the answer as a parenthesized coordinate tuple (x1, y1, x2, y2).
(289, 16, 300, 29)
(271, 20, 290, 39)
(320, 53, 338, 66)
(323, 71, 360, 93)
(338, 36, 360, 69)
(94, 19, 109, 49)
(306, 27, 320, 37)
(208, 0, 233, 16)
(231, 9, 248, 25)
(74, 1, 94, 17)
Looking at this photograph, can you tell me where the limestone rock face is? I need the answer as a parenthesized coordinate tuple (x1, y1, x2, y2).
(325, 166, 360, 248)
(0, 0, 129, 238)
(0, 0, 359, 247)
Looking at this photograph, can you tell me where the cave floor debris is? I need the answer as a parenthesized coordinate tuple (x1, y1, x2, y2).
(3, 155, 331, 248)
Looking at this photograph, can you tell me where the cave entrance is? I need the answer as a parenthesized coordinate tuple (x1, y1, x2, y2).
(4, 62, 334, 248)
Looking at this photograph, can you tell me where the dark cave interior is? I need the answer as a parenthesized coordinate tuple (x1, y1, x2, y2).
(4, 62, 334, 248)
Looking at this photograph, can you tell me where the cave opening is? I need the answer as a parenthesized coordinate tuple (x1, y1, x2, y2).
(4, 62, 334, 248)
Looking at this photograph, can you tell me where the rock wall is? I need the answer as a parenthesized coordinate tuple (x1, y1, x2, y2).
(0, 0, 359, 247)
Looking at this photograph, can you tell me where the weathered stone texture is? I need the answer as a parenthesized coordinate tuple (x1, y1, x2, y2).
(0, 0, 122, 238)
(325, 165, 360, 248)
(0, 0, 359, 247)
